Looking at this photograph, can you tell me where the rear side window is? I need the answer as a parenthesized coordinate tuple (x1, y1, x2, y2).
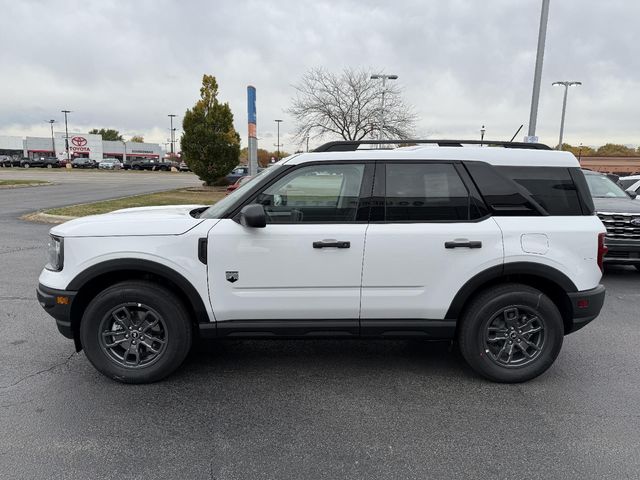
(498, 166, 583, 215)
(465, 162, 586, 216)
(384, 163, 471, 221)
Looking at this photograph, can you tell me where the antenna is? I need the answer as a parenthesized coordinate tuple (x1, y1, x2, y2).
(509, 124, 524, 143)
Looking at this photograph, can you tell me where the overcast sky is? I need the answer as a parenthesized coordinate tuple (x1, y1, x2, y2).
(1, 0, 638, 151)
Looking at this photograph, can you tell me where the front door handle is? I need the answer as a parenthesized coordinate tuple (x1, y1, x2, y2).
(444, 240, 482, 249)
(313, 240, 351, 249)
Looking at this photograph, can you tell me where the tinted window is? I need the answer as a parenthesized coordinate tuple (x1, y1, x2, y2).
(618, 179, 637, 190)
(499, 166, 583, 215)
(256, 164, 365, 223)
(385, 163, 470, 221)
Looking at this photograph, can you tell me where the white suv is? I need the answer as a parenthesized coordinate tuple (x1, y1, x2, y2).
(37, 140, 607, 384)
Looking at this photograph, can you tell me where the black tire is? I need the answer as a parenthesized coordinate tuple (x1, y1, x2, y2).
(458, 283, 563, 383)
(80, 281, 192, 384)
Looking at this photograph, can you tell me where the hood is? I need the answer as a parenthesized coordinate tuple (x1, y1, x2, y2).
(50, 205, 207, 237)
(593, 197, 640, 214)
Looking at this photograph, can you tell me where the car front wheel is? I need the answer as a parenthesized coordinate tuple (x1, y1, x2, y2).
(458, 283, 563, 383)
(80, 281, 192, 383)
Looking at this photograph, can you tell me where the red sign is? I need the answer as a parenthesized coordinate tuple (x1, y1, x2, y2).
(71, 136, 88, 147)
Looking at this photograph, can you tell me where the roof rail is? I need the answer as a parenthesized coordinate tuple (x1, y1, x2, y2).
(313, 139, 552, 152)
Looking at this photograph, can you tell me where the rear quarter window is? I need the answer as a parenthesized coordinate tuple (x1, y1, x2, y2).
(498, 166, 584, 215)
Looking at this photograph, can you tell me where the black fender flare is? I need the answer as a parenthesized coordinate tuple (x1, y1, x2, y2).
(67, 258, 211, 324)
(445, 262, 578, 320)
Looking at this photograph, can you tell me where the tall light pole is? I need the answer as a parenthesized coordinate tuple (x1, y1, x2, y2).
(47, 120, 56, 156)
(168, 114, 176, 155)
(552, 81, 581, 150)
(274, 119, 283, 160)
(527, 0, 551, 141)
(370, 74, 398, 143)
(61, 110, 71, 161)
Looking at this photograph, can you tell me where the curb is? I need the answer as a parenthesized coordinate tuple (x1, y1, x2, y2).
(0, 182, 53, 189)
(21, 212, 77, 224)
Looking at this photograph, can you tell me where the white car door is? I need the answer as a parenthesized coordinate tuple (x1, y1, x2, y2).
(360, 162, 504, 327)
(208, 162, 373, 329)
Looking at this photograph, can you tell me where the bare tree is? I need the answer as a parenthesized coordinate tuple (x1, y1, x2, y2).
(287, 68, 417, 145)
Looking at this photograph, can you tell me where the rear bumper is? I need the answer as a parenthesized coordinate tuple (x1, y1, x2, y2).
(36, 283, 76, 339)
(566, 284, 605, 333)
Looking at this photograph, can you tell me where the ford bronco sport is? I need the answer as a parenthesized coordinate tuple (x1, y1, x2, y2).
(37, 140, 606, 384)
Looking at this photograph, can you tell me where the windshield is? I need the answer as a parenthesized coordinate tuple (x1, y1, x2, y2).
(200, 165, 283, 219)
(585, 173, 630, 198)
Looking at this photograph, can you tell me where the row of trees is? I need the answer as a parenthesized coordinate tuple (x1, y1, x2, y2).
(179, 69, 417, 185)
(561, 143, 640, 157)
(88, 128, 144, 143)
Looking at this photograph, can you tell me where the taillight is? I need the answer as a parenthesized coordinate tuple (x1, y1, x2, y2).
(597, 232, 608, 272)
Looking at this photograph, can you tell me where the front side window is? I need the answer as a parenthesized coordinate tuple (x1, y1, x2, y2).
(255, 164, 365, 223)
(385, 163, 471, 221)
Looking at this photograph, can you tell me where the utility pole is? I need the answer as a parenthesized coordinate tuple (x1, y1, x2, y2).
(527, 0, 551, 141)
(168, 114, 176, 156)
(370, 74, 398, 144)
(274, 119, 283, 160)
(47, 120, 56, 156)
(61, 110, 71, 161)
(552, 81, 581, 149)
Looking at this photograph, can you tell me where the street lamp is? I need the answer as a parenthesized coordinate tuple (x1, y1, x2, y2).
(480, 125, 486, 146)
(552, 81, 582, 150)
(47, 120, 56, 156)
(370, 74, 398, 143)
(61, 110, 71, 161)
(168, 114, 176, 155)
(274, 119, 283, 160)
(527, 0, 551, 140)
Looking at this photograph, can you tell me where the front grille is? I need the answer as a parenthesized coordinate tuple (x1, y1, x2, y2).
(597, 212, 640, 240)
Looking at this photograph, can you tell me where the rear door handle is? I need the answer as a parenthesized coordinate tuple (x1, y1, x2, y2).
(313, 240, 351, 249)
(444, 240, 482, 249)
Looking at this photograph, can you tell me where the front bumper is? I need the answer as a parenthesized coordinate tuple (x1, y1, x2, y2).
(603, 237, 640, 265)
(566, 284, 606, 333)
(36, 283, 77, 339)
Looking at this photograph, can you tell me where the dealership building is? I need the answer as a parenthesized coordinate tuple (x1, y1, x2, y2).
(0, 133, 163, 162)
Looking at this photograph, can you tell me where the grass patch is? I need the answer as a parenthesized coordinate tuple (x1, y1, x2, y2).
(45, 187, 227, 217)
(0, 179, 49, 186)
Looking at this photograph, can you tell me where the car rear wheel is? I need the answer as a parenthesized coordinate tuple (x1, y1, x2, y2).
(80, 281, 192, 384)
(458, 283, 563, 383)
(46, 164, 53, 169)
(23, 163, 30, 168)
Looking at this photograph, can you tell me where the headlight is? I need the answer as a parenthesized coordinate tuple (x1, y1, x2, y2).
(46, 235, 64, 271)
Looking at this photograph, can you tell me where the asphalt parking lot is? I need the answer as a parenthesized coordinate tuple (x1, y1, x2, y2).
(1, 170, 639, 479)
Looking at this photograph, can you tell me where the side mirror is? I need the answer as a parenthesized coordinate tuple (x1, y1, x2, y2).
(239, 204, 266, 228)
(627, 190, 638, 200)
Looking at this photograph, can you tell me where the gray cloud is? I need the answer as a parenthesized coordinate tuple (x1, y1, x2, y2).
(1, 0, 638, 150)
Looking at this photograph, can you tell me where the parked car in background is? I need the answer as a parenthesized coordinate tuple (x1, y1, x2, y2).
(22, 157, 62, 168)
(179, 161, 190, 172)
(0, 155, 22, 167)
(225, 165, 249, 183)
(98, 158, 122, 170)
(71, 158, 97, 169)
(225, 175, 253, 194)
(584, 169, 640, 270)
(227, 175, 253, 195)
(128, 158, 172, 171)
(618, 175, 640, 198)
